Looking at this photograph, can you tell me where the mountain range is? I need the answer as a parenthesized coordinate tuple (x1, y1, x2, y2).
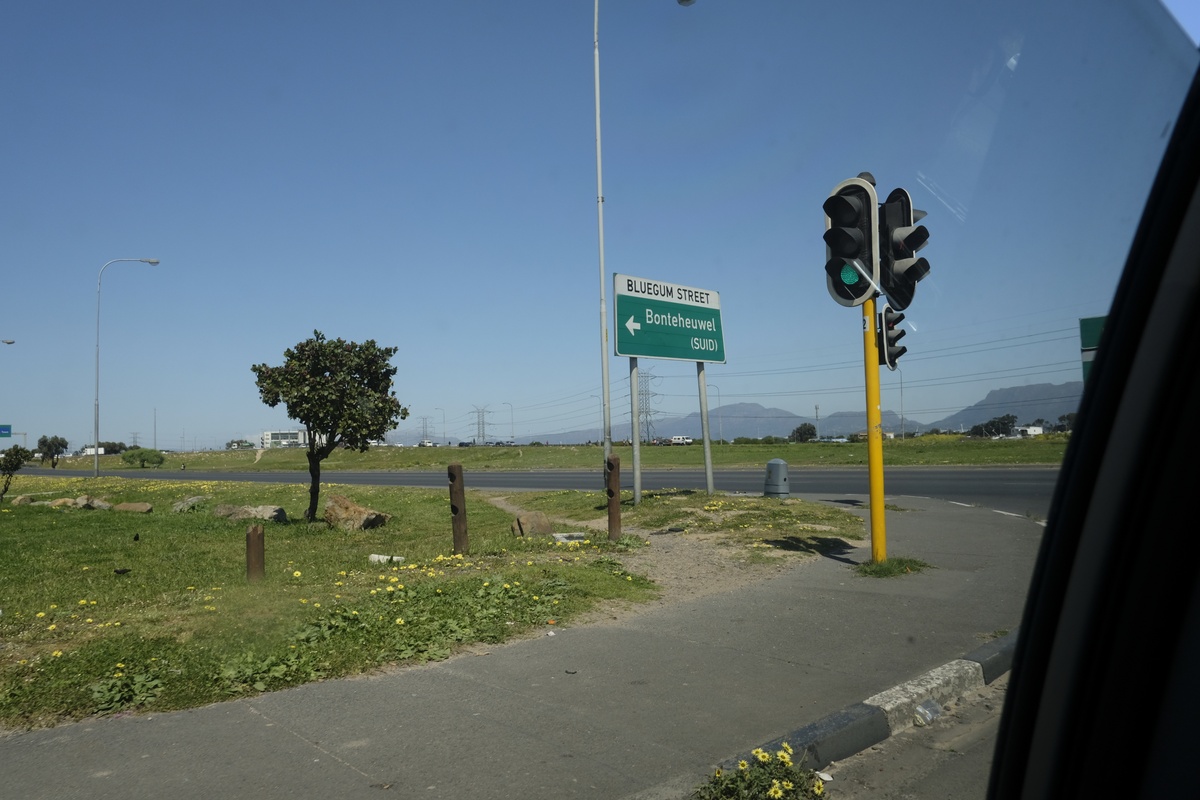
(521, 382, 1084, 444)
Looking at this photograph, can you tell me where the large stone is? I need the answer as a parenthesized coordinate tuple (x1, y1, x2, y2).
(75, 496, 112, 510)
(172, 496, 211, 513)
(114, 502, 153, 514)
(511, 511, 555, 537)
(214, 504, 288, 523)
(9, 495, 33, 506)
(324, 494, 390, 531)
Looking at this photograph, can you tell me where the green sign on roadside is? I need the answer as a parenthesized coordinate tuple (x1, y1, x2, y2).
(0, 425, 10, 438)
(614, 273, 725, 363)
(1080, 315, 1106, 380)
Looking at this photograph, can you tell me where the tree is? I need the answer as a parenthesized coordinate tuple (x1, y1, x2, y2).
(37, 435, 69, 468)
(789, 423, 817, 443)
(252, 331, 409, 522)
(121, 447, 164, 468)
(1, 445, 33, 504)
(98, 441, 128, 455)
(969, 414, 1019, 438)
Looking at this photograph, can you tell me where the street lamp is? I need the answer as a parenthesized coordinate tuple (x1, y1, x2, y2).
(95, 258, 160, 477)
(502, 401, 514, 441)
(434, 407, 446, 445)
(593, 0, 695, 463)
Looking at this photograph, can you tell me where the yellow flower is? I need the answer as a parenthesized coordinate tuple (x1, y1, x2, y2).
(713, 769, 723, 778)
(395, 618, 405, 625)
(813, 779, 825, 796)
(293, 571, 302, 578)
(781, 742, 794, 755)
(756, 750, 771, 763)
(782, 781, 794, 791)
(767, 785, 784, 799)
(35, 612, 45, 618)
(51, 650, 63, 657)
(737, 760, 749, 771)
(47, 624, 56, 631)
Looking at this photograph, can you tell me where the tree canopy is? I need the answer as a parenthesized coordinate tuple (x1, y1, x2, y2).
(1, 445, 33, 504)
(789, 423, 817, 443)
(121, 447, 165, 468)
(252, 331, 409, 521)
(37, 435, 69, 468)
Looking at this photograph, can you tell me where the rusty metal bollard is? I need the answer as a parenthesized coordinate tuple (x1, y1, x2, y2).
(246, 524, 265, 583)
(605, 455, 621, 541)
(448, 463, 469, 555)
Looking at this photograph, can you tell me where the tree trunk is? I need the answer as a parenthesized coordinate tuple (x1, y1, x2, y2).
(305, 451, 322, 522)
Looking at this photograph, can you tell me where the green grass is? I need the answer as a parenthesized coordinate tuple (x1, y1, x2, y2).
(513, 487, 866, 555)
(0, 476, 656, 729)
(855, 556, 933, 577)
(53, 433, 1068, 474)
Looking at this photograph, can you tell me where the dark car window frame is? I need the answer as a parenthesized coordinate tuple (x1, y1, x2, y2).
(989, 55, 1200, 799)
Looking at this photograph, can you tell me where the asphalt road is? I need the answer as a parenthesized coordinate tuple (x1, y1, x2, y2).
(32, 465, 1060, 519)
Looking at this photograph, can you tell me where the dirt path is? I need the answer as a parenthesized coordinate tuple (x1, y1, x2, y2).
(484, 494, 802, 624)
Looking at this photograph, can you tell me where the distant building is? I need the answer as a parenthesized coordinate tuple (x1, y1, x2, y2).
(261, 430, 309, 448)
(1015, 426, 1044, 437)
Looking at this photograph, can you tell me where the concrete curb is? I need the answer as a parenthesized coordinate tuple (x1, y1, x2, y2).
(719, 630, 1018, 772)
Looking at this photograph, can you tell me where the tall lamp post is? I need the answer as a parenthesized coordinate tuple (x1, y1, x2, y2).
(434, 407, 446, 445)
(502, 402, 514, 441)
(95, 258, 160, 477)
(593, 0, 695, 463)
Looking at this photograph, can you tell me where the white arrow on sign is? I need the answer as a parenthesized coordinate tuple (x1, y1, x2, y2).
(625, 316, 642, 336)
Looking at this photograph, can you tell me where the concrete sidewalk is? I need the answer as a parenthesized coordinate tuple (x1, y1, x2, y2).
(1, 495, 1041, 799)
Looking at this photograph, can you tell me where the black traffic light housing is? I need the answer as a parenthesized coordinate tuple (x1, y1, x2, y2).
(879, 187, 930, 311)
(878, 301, 907, 370)
(823, 175, 880, 307)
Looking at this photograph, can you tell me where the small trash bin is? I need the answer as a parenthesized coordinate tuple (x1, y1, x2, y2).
(764, 458, 789, 498)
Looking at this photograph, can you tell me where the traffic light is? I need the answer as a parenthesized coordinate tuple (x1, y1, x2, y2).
(879, 188, 930, 311)
(823, 175, 880, 307)
(878, 301, 907, 370)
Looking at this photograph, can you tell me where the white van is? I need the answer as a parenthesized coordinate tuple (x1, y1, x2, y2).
(670, 435, 693, 446)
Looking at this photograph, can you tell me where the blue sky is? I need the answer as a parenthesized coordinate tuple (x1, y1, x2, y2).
(2, 0, 1197, 449)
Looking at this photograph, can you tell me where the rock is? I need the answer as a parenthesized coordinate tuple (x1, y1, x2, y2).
(214, 505, 287, 523)
(324, 494, 390, 531)
(75, 496, 112, 510)
(49, 498, 76, 508)
(114, 502, 153, 514)
(10, 495, 32, 506)
(172, 496, 210, 513)
(511, 511, 554, 537)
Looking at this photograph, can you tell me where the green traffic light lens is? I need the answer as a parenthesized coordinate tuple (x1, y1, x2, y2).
(840, 262, 860, 285)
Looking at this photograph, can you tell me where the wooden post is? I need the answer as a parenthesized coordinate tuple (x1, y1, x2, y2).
(448, 463, 469, 555)
(246, 524, 265, 583)
(605, 454, 621, 541)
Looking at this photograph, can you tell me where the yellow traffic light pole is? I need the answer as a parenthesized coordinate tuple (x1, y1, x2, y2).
(862, 296, 887, 562)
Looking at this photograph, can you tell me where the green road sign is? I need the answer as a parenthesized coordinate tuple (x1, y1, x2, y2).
(0, 425, 10, 438)
(1080, 315, 1106, 380)
(614, 273, 725, 363)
